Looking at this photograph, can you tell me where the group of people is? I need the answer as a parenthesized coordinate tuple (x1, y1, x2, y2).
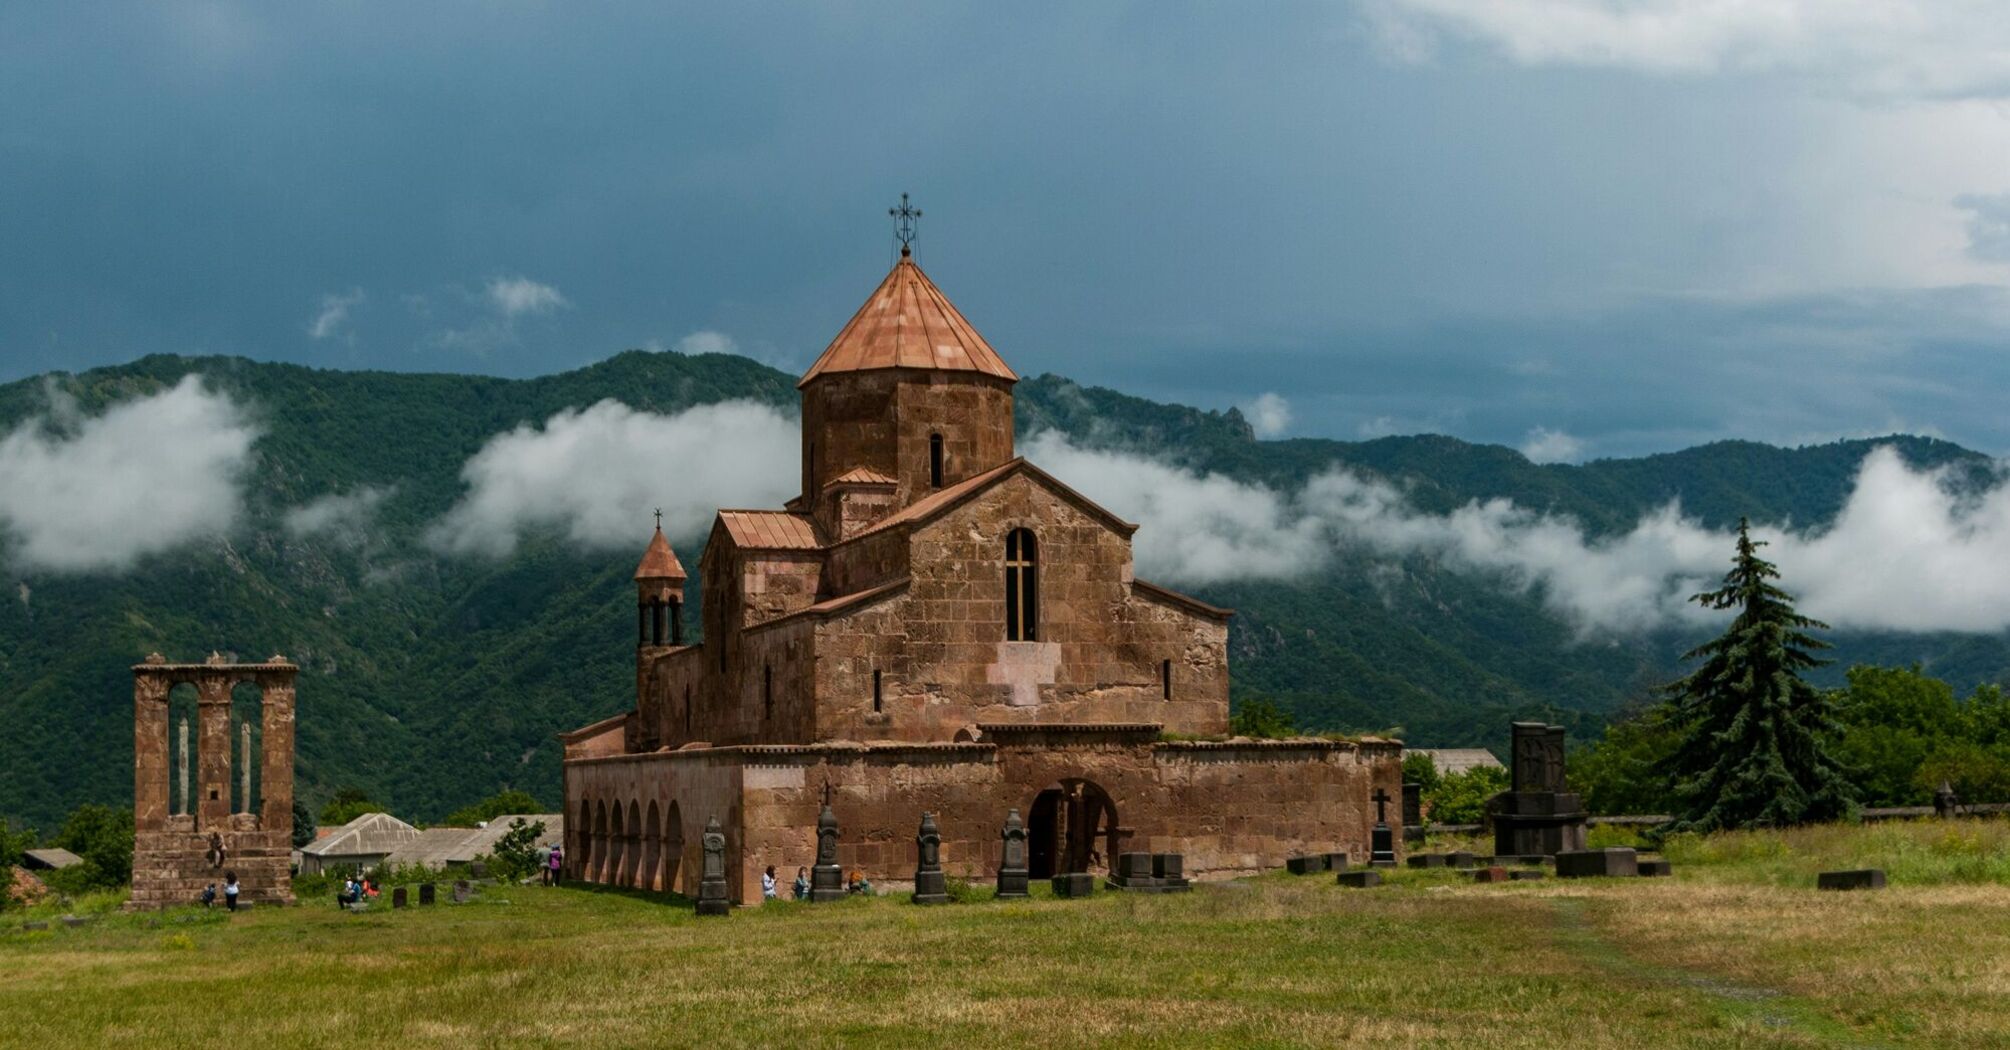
(337, 875, 380, 909)
(761, 865, 873, 901)
(535, 843, 564, 885)
(198, 873, 241, 911)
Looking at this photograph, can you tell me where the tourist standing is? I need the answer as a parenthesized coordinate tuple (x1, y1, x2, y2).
(762, 865, 778, 900)
(547, 844, 564, 886)
(223, 872, 240, 911)
(792, 866, 809, 900)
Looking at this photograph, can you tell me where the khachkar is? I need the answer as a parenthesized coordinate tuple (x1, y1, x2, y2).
(911, 812, 949, 904)
(129, 652, 298, 909)
(1487, 721, 1587, 859)
(695, 816, 730, 916)
(995, 808, 1030, 899)
(809, 782, 846, 902)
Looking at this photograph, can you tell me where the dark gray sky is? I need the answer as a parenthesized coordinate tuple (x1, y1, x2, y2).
(5, 2, 2009, 458)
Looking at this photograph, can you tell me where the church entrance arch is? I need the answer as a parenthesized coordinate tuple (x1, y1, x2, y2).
(1025, 779, 1118, 879)
(663, 801, 686, 895)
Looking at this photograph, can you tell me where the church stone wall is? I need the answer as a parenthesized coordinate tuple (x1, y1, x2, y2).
(801, 371, 1014, 509)
(812, 473, 1229, 742)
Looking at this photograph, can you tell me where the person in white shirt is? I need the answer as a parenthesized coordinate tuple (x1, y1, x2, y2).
(761, 865, 778, 900)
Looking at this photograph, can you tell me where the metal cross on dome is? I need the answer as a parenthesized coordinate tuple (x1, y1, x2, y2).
(889, 192, 922, 254)
(653, 507, 663, 531)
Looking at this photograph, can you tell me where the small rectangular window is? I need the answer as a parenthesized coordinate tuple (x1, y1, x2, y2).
(929, 434, 945, 488)
(764, 666, 773, 719)
(872, 669, 883, 713)
(1162, 659, 1172, 700)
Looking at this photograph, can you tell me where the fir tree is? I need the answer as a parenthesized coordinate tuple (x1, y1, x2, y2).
(1664, 518, 1855, 832)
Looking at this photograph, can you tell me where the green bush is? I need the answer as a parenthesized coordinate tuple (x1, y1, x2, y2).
(1401, 752, 1441, 795)
(477, 818, 548, 882)
(1427, 766, 1508, 825)
(1229, 697, 1296, 739)
(51, 804, 134, 889)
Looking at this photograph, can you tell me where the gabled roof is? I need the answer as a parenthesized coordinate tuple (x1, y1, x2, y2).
(21, 847, 82, 870)
(1403, 748, 1505, 775)
(798, 255, 1018, 388)
(845, 458, 1138, 544)
(829, 467, 897, 487)
(716, 510, 823, 550)
(382, 815, 565, 868)
(298, 812, 421, 858)
(634, 526, 687, 581)
(1133, 579, 1234, 621)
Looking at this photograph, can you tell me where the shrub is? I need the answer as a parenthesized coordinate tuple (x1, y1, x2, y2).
(1230, 697, 1296, 739)
(1427, 766, 1509, 825)
(478, 818, 547, 882)
(51, 804, 134, 889)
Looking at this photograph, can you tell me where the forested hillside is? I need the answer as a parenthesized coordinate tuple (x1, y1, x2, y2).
(2, 351, 2002, 828)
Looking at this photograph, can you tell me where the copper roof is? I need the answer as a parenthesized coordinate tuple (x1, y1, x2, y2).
(634, 527, 688, 581)
(829, 467, 897, 486)
(717, 510, 822, 550)
(798, 255, 1019, 388)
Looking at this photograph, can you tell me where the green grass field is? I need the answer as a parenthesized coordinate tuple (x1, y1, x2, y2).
(5, 821, 2009, 1049)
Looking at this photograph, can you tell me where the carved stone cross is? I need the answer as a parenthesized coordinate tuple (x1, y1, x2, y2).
(1372, 787, 1392, 825)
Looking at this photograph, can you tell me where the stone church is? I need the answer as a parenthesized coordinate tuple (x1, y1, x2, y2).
(562, 236, 1400, 902)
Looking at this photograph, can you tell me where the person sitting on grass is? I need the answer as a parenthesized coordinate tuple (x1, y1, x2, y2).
(847, 869, 871, 895)
(793, 866, 809, 900)
(762, 865, 778, 900)
(201, 883, 216, 908)
(338, 877, 355, 909)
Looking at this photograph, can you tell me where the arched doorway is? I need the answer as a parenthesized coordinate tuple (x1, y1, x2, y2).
(664, 800, 686, 895)
(624, 800, 643, 888)
(601, 800, 621, 884)
(1026, 779, 1118, 879)
(642, 800, 662, 891)
(574, 799, 592, 880)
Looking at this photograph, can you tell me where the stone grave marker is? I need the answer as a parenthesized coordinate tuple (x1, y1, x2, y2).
(1336, 870, 1382, 888)
(1151, 854, 1184, 882)
(1448, 851, 1478, 869)
(1403, 782, 1424, 843)
(452, 879, 472, 903)
(1370, 788, 1399, 868)
(1286, 855, 1327, 875)
(1325, 852, 1349, 871)
(392, 886, 408, 909)
(419, 882, 436, 905)
(912, 812, 949, 905)
(996, 808, 1030, 899)
(1509, 870, 1545, 881)
(1406, 853, 1448, 869)
(469, 860, 488, 879)
(696, 815, 731, 916)
(810, 782, 846, 903)
(1490, 722, 1588, 859)
(1637, 859, 1673, 877)
(1557, 848, 1639, 878)
(1051, 873, 1095, 898)
(1817, 869, 1886, 891)
(1469, 866, 1511, 883)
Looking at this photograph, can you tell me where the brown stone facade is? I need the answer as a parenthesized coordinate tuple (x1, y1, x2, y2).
(562, 251, 1403, 902)
(129, 654, 297, 909)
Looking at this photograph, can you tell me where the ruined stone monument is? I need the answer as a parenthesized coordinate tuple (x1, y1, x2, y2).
(912, 812, 949, 904)
(129, 653, 297, 910)
(995, 808, 1030, 899)
(1487, 721, 1587, 860)
(810, 783, 846, 902)
(696, 816, 731, 916)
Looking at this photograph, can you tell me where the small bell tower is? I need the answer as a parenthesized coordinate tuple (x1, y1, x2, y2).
(635, 511, 687, 648)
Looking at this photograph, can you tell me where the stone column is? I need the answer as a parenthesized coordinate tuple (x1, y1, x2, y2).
(259, 671, 296, 832)
(239, 720, 252, 814)
(132, 673, 170, 831)
(178, 718, 190, 815)
(196, 676, 232, 828)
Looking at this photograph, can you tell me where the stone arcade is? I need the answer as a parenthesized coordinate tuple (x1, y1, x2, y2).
(561, 228, 1402, 904)
(129, 653, 297, 909)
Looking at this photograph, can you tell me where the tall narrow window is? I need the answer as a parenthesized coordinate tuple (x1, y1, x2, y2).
(872, 670, 883, 713)
(684, 686, 692, 736)
(929, 433, 945, 488)
(1162, 659, 1173, 700)
(1005, 529, 1039, 641)
(764, 665, 773, 719)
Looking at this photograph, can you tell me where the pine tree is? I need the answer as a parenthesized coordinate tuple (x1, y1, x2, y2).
(1664, 518, 1855, 832)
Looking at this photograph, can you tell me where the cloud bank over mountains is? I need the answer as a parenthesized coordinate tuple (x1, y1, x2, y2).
(1024, 432, 2010, 636)
(9, 382, 2010, 639)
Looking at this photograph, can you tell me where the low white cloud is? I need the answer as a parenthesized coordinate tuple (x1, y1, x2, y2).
(1027, 432, 2010, 635)
(1519, 426, 1586, 464)
(308, 288, 365, 340)
(1240, 392, 1293, 439)
(674, 330, 737, 356)
(283, 485, 395, 544)
(0, 376, 258, 572)
(1366, 0, 2010, 101)
(485, 276, 568, 317)
(428, 399, 798, 557)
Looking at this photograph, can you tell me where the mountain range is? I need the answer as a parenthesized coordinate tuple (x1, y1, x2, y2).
(2, 349, 2003, 829)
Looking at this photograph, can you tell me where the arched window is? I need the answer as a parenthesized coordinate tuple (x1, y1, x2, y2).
(1162, 659, 1173, 700)
(1005, 529, 1038, 642)
(929, 433, 945, 488)
(872, 669, 883, 713)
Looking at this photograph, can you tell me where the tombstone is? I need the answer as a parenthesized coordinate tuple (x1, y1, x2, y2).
(911, 812, 949, 905)
(452, 879, 472, 903)
(1637, 859, 1673, 877)
(1369, 787, 1398, 868)
(469, 860, 488, 879)
(1934, 779, 1960, 819)
(1487, 722, 1588, 859)
(1051, 872, 1095, 898)
(1406, 853, 1448, 869)
(419, 882, 436, 905)
(1336, 870, 1382, 888)
(1469, 866, 1511, 883)
(1325, 852, 1349, 872)
(1509, 869, 1545, 881)
(809, 782, 846, 903)
(1151, 854, 1184, 883)
(696, 815, 731, 916)
(1557, 848, 1638, 878)
(1107, 851, 1159, 891)
(1817, 869, 1886, 891)
(995, 808, 1030, 899)
(392, 886, 408, 909)
(1448, 851, 1478, 870)
(1286, 855, 1327, 875)
(1402, 782, 1425, 843)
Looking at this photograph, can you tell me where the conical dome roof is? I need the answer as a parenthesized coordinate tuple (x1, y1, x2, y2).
(797, 253, 1018, 389)
(634, 526, 687, 582)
